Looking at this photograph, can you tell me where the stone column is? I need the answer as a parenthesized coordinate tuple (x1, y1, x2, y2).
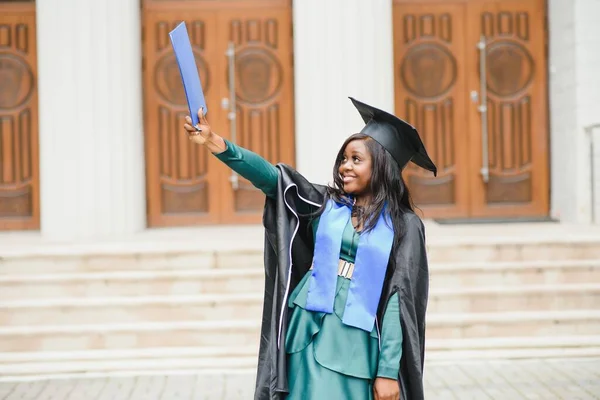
(36, 0, 146, 240)
(292, 0, 394, 185)
(549, 0, 600, 224)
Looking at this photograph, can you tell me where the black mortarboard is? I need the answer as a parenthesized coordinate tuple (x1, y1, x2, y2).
(349, 97, 437, 176)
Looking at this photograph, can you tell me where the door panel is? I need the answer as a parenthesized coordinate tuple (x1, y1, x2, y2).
(0, 2, 40, 231)
(142, 1, 294, 227)
(466, 0, 548, 217)
(217, 8, 295, 224)
(393, 3, 470, 218)
(143, 11, 221, 227)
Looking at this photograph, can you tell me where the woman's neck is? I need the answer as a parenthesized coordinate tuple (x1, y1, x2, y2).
(354, 194, 372, 207)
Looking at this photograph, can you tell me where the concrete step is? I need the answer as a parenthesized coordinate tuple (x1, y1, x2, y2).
(426, 310, 600, 340)
(425, 347, 600, 361)
(0, 346, 259, 376)
(1, 336, 599, 376)
(2, 238, 600, 276)
(0, 269, 265, 300)
(428, 283, 600, 313)
(0, 310, 598, 353)
(1, 284, 597, 326)
(427, 240, 600, 263)
(0, 251, 264, 275)
(1, 335, 595, 363)
(425, 335, 600, 352)
(0, 345, 259, 364)
(0, 294, 264, 326)
(0, 259, 598, 301)
(429, 259, 600, 289)
(0, 356, 259, 377)
(0, 320, 262, 352)
(425, 333, 600, 361)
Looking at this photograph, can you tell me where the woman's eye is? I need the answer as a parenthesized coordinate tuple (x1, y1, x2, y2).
(353, 157, 360, 162)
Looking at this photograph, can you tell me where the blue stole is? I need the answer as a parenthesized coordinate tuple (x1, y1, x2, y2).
(305, 199, 394, 332)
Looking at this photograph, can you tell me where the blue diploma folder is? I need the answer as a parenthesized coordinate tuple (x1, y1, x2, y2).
(169, 22, 207, 126)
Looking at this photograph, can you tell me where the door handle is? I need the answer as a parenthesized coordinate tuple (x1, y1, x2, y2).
(470, 90, 479, 104)
(221, 97, 230, 110)
(476, 35, 490, 183)
(225, 41, 239, 190)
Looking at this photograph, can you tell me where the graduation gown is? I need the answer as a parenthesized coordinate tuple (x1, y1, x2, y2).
(255, 163, 429, 400)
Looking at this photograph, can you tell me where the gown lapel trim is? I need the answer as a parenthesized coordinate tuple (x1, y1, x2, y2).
(278, 183, 322, 349)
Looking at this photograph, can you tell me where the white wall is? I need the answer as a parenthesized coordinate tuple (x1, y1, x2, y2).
(591, 126, 600, 224)
(36, 0, 146, 240)
(292, 0, 395, 186)
(549, 0, 600, 224)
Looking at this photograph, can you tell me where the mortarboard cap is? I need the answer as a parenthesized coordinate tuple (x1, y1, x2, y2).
(349, 97, 437, 176)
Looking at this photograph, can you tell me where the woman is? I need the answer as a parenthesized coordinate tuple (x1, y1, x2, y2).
(183, 97, 436, 400)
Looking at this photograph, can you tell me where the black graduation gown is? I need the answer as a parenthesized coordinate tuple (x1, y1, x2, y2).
(254, 164, 429, 400)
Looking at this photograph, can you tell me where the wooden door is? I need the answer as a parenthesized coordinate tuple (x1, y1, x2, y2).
(216, 7, 295, 224)
(393, 0, 548, 220)
(393, 3, 470, 219)
(466, 0, 549, 218)
(142, 0, 294, 227)
(0, 1, 40, 231)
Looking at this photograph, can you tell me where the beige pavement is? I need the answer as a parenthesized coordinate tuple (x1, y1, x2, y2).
(0, 358, 598, 399)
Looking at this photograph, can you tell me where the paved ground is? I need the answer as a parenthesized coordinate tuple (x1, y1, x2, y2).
(0, 358, 598, 399)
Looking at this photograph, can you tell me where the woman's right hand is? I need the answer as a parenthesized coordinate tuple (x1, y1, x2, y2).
(183, 107, 212, 145)
(183, 107, 226, 153)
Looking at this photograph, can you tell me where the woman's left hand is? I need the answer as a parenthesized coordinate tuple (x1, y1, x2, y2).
(373, 377, 400, 400)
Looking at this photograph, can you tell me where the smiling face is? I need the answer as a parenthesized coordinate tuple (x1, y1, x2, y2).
(338, 139, 373, 197)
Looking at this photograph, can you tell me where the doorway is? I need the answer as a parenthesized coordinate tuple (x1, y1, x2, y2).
(394, 0, 549, 220)
(142, 0, 294, 227)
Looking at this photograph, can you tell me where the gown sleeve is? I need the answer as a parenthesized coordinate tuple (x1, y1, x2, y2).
(376, 292, 402, 379)
(213, 138, 279, 198)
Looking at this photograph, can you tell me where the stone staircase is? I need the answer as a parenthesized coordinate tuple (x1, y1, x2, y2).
(0, 226, 600, 378)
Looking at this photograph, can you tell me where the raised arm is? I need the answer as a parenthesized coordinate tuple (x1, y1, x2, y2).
(184, 108, 278, 198)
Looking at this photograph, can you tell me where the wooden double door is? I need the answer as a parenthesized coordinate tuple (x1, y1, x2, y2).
(394, 0, 549, 220)
(143, 0, 294, 227)
(0, 1, 40, 231)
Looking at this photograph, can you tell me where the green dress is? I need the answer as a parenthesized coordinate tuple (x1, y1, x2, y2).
(214, 140, 402, 399)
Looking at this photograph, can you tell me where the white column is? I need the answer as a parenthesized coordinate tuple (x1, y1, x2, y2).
(36, 0, 146, 240)
(549, 0, 600, 224)
(575, 0, 600, 224)
(548, 0, 577, 223)
(292, 0, 394, 185)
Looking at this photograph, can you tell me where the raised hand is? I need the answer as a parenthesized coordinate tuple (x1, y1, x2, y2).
(183, 107, 226, 153)
(183, 107, 212, 145)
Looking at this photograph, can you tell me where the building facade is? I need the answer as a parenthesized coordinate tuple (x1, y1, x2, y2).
(1, 0, 599, 240)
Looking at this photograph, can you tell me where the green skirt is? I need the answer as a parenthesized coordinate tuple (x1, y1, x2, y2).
(286, 340, 374, 400)
(284, 275, 379, 400)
